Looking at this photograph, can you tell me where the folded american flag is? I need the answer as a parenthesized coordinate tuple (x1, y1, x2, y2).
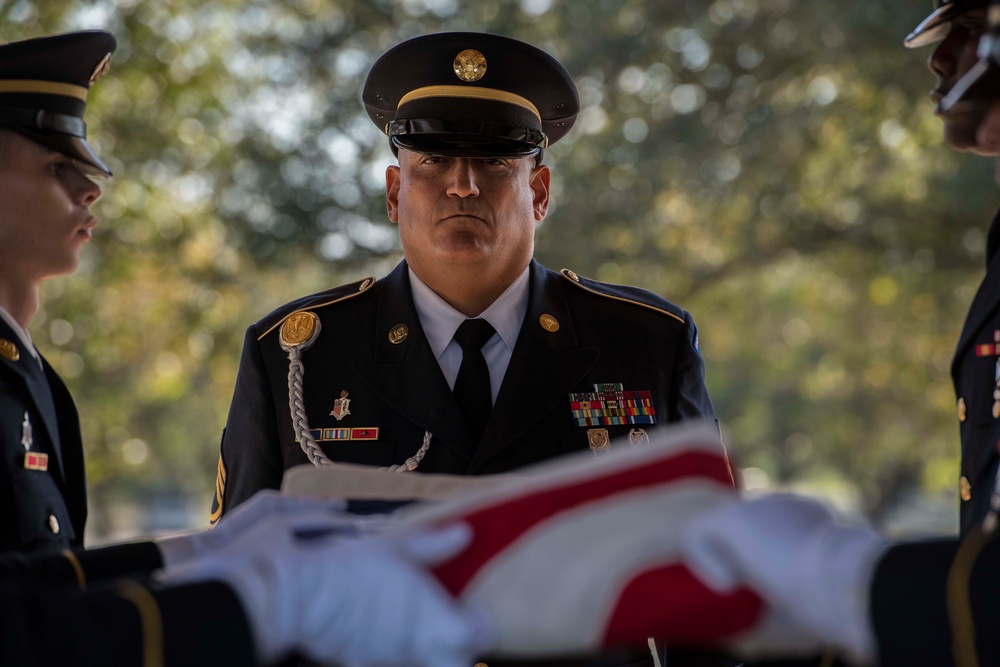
(397, 420, 763, 657)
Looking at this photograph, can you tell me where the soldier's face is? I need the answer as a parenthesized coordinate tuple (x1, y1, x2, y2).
(386, 149, 550, 283)
(0, 131, 101, 286)
(929, 8, 992, 153)
(976, 102, 1000, 180)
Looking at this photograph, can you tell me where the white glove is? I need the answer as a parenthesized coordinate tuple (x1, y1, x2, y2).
(159, 516, 491, 667)
(155, 489, 388, 567)
(681, 494, 888, 665)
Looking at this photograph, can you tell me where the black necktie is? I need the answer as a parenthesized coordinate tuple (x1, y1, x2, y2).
(453, 318, 496, 443)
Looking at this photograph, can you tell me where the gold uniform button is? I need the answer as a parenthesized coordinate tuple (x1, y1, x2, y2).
(957, 397, 967, 422)
(960, 476, 972, 502)
(539, 313, 559, 332)
(474, 663, 489, 667)
(48, 514, 60, 534)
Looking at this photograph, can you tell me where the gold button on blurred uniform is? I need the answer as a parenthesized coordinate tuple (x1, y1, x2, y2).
(48, 514, 60, 534)
(474, 663, 489, 667)
(957, 397, 967, 422)
(960, 476, 972, 502)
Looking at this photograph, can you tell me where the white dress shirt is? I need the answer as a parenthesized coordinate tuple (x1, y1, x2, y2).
(0, 306, 42, 369)
(409, 265, 530, 405)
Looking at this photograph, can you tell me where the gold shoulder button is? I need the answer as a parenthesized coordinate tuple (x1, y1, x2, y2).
(960, 475, 972, 502)
(0, 339, 19, 362)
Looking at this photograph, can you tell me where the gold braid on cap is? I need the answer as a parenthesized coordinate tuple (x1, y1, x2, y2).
(0, 79, 88, 101)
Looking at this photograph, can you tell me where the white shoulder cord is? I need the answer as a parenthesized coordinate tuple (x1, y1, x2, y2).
(279, 311, 431, 472)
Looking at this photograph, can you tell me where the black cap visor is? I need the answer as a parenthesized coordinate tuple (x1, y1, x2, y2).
(388, 92, 547, 158)
(906, 1, 990, 48)
(12, 124, 112, 178)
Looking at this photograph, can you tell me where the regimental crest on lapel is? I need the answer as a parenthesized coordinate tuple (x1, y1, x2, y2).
(330, 390, 351, 421)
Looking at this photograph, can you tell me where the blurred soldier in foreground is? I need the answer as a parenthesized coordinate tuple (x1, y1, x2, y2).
(909, 0, 1000, 535)
(665, 5, 1000, 667)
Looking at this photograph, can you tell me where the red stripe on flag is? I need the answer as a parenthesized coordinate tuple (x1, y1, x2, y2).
(432, 449, 734, 595)
(601, 563, 762, 647)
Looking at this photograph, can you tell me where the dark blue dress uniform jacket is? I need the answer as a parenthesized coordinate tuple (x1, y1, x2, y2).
(953, 208, 1000, 534)
(213, 259, 717, 517)
(0, 317, 86, 554)
(0, 546, 253, 666)
(747, 535, 1000, 667)
(212, 259, 724, 667)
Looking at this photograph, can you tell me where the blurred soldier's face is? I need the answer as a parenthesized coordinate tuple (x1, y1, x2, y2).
(386, 149, 550, 286)
(975, 102, 1000, 180)
(929, 8, 993, 153)
(0, 131, 101, 286)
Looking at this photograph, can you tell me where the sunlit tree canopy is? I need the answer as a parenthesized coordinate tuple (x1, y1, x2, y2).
(3, 0, 993, 540)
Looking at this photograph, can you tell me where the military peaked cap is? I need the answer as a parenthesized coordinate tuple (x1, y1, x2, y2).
(363, 32, 579, 158)
(0, 30, 116, 177)
(906, 0, 990, 47)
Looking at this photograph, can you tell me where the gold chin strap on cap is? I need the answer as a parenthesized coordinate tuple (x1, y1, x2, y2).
(279, 311, 432, 472)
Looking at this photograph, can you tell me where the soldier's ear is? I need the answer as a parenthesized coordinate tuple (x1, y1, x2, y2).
(386, 165, 401, 224)
(530, 164, 550, 222)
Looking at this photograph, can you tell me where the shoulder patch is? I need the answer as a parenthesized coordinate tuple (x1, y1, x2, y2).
(257, 276, 377, 341)
(560, 268, 685, 324)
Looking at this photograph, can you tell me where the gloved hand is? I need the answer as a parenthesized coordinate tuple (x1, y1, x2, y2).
(681, 493, 888, 665)
(155, 489, 389, 567)
(159, 515, 492, 667)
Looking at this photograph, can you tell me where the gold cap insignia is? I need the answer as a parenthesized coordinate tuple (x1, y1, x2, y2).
(280, 311, 321, 350)
(539, 314, 560, 332)
(454, 49, 487, 82)
(90, 52, 112, 84)
(960, 475, 972, 502)
(389, 324, 409, 344)
(0, 339, 19, 362)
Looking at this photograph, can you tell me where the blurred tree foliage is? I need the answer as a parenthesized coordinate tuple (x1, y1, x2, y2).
(2, 0, 994, 538)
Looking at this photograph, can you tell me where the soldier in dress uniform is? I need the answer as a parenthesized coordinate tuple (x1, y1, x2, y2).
(0, 30, 114, 555)
(213, 31, 717, 517)
(905, 0, 1000, 535)
(665, 7, 1000, 667)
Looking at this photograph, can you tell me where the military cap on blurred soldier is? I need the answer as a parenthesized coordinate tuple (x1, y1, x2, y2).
(905, 0, 990, 47)
(0, 30, 114, 557)
(0, 30, 114, 176)
(215, 31, 723, 667)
